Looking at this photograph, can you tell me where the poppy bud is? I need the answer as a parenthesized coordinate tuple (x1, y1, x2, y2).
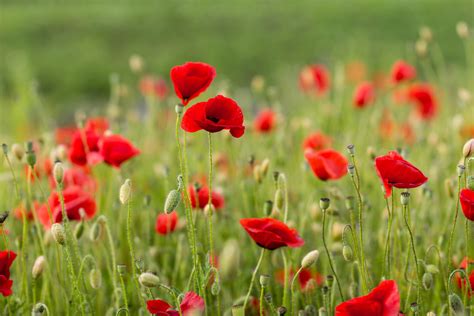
(277, 173, 287, 191)
(274, 189, 284, 211)
(1, 143, 7, 155)
(400, 192, 410, 206)
(119, 179, 132, 204)
(318, 307, 328, 316)
(75, 221, 85, 240)
(32, 256, 46, 279)
(164, 189, 181, 214)
(320, 198, 330, 211)
(32, 303, 49, 315)
(253, 165, 262, 183)
(467, 176, 474, 190)
(175, 104, 184, 115)
(211, 280, 221, 295)
(89, 216, 105, 242)
(263, 200, 273, 216)
(26, 146, 36, 167)
(90, 268, 102, 289)
(343, 245, 354, 261)
(449, 293, 464, 314)
(277, 306, 287, 315)
(425, 264, 439, 274)
(426, 312, 436, 316)
(463, 138, 474, 158)
(264, 293, 273, 304)
(346, 144, 355, 155)
(457, 164, 465, 177)
(456, 21, 470, 39)
(0, 211, 8, 224)
(260, 158, 270, 177)
(301, 250, 320, 268)
(11, 143, 24, 161)
(139, 272, 160, 287)
(259, 274, 270, 287)
(422, 272, 433, 290)
(326, 275, 334, 288)
(204, 203, 216, 217)
(51, 223, 66, 245)
(53, 162, 64, 186)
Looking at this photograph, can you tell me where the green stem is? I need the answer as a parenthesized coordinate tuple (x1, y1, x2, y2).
(447, 175, 462, 270)
(243, 249, 266, 310)
(290, 267, 303, 315)
(322, 209, 344, 300)
(382, 196, 393, 279)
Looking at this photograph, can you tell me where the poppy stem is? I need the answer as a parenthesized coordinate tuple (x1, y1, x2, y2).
(447, 174, 462, 270)
(322, 209, 345, 301)
(382, 195, 393, 279)
(243, 248, 266, 310)
(207, 132, 215, 264)
(290, 266, 303, 315)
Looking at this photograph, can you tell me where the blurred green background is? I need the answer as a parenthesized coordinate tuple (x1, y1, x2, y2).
(0, 0, 472, 113)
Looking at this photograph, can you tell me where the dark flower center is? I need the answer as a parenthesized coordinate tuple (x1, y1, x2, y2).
(207, 116, 220, 123)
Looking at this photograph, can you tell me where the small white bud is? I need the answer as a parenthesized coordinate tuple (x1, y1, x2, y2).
(119, 179, 132, 204)
(301, 250, 320, 268)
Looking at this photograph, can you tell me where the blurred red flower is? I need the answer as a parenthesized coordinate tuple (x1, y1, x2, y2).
(155, 211, 178, 235)
(140, 75, 168, 100)
(460, 189, 474, 221)
(299, 64, 330, 96)
(99, 134, 140, 168)
(49, 167, 97, 193)
(455, 257, 474, 296)
(407, 83, 438, 120)
(55, 127, 77, 146)
(275, 268, 324, 291)
(254, 109, 277, 133)
(147, 291, 204, 315)
(304, 149, 348, 181)
(353, 82, 375, 108)
(240, 217, 304, 250)
(375, 151, 428, 197)
(391, 60, 416, 84)
(68, 129, 103, 166)
(0, 250, 17, 297)
(335, 280, 400, 315)
(302, 132, 332, 151)
(14, 201, 41, 221)
(38, 186, 97, 229)
(85, 117, 109, 136)
(188, 185, 225, 210)
(170, 62, 216, 106)
(181, 95, 245, 138)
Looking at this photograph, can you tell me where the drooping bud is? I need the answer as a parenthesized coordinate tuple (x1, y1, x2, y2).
(32, 256, 46, 279)
(449, 293, 464, 314)
(75, 221, 85, 240)
(343, 245, 354, 261)
(90, 268, 102, 289)
(422, 272, 433, 290)
(119, 179, 132, 204)
(400, 192, 410, 206)
(319, 198, 330, 211)
(301, 250, 320, 268)
(463, 138, 474, 158)
(211, 279, 221, 295)
(138, 272, 160, 288)
(11, 143, 24, 161)
(51, 223, 66, 245)
(164, 189, 181, 214)
(89, 216, 106, 242)
(259, 274, 270, 287)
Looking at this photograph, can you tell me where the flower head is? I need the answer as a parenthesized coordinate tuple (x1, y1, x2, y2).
(170, 62, 216, 105)
(304, 149, 348, 181)
(353, 82, 375, 108)
(0, 250, 17, 297)
(254, 109, 277, 133)
(147, 291, 204, 315)
(460, 189, 474, 221)
(155, 211, 178, 235)
(391, 60, 416, 83)
(99, 134, 140, 168)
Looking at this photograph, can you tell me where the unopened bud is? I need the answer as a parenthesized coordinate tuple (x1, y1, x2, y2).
(263, 200, 273, 216)
(320, 198, 330, 211)
(463, 138, 474, 158)
(277, 306, 287, 315)
(51, 223, 66, 245)
(457, 165, 465, 177)
(11, 143, 24, 161)
(32, 256, 46, 279)
(326, 275, 334, 288)
(260, 159, 270, 177)
(346, 144, 355, 155)
(426, 264, 439, 274)
(318, 307, 328, 316)
(420, 26, 433, 42)
(456, 21, 469, 39)
(347, 164, 355, 176)
(32, 303, 49, 315)
(175, 104, 184, 115)
(139, 272, 160, 287)
(211, 280, 221, 295)
(259, 274, 270, 287)
(56, 145, 68, 162)
(75, 221, 85, 240)
(164, 189, 181, 214)
(449, 293, 464, 314)
(119, 179, 132, 204)
(343, 245, 354, 261)
(129, 54, 144, 73)
(400, 192, 410, 206)
(90, 268, 102, 289)
(301, 250, 320, 268)
(274, 189, 284, 210)
(422, 272, 433, 290)
(204, 203, 216, 217)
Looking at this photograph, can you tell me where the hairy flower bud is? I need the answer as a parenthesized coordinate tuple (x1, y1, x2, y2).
(51, 223, 66, 245)
(449, 293, 464, 314)
(119, 179, 132, 204)
(343, 245, 354, 261)
(456, 21, 470, 39)
(139, 272, 160, 288)
(422, 272, 433, 290)
(301, 250, 320, 268)
(32, 256, 46, 279)
(463, 138, 474, 158)
(53, 162, 64, 186)
(164, 189, 181, 214)
(90, 268, 102, 289)
(11, 143, 24, 161)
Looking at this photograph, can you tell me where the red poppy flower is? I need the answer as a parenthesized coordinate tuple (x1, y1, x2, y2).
(304, 149, 348, 181)
(302, 132, 332, 151)
(254, 109, 277, 133)
(240, 217, 304, 250)
(375, 151, 428, 197)
(406, 83, 438, 120)
(0, 250, 17, 297)
(455, 257, 474, 296)
(147, 291, 204, 315)
(353, 82, 375, 108)
(37, 186, 97, 229)
(275, 268, 324, 291)
(49, 167, 97, 193)
(170, 62, 216, 106)
(99, 134, 140, 168)
(14, 201, 41, 221)
(460, 189, 474, 221)
(181, 95, 245, 138)
(336, 280, 400, 315)
(391, 60, 416, 84)
(155, 211, 178, 235)
(299, 64, 330, 96)
(140, 75, 169, 100)
(85, 117, 109, 136)
(188, 185, 225, 210)
(55, 127, 77, 146)
(68, 129, 103, 166)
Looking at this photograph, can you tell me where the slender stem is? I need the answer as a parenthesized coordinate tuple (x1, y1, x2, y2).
(281, 251, 289, 308)
(290, 267, 303, 315)
(119, 273, 129, 310)
(322, 209, 344, 300)
(382, 196, 393, 279)
(105, 222, 118, 290)
(207, 132, 215, 261)
(259, 283, 265, 316)
(447, 175, 462, 269)
(243, 249, 266, 310)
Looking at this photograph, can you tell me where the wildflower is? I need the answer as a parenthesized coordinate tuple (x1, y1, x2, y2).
(299, 64, 330, 96)
(240, 217, 304, 250)
(0, 250, 17, 297)
(353, 82, 375, 108)
(406, 83, 438, 120)
(170, 62, 216, 105)
(181, 95, 245, 137)
(455, 257, 473, 296)
(155, 211, 178, 235)
(460, 188, 474, 221)
(304, 149, 348, 181)
(188, 185, 224, 210)
(100, 134, 140, 168)
(254, 109, 277, 133)
(391, 60, 416, 83)
(302, 132, 332, 151)
(147, 291, 204, 315)
(139, 75, 168, 100)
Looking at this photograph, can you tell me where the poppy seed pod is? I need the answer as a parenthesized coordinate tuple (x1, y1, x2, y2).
(347, 164, 355, 176)
(175, 104, 184, 115)
(320, 198, 330, 211)
(1, 143, 7, 155)
(259, 274, 270, 287)
(89, 268, 102, 289)
(119, 179, 132, 204)
(51, 223, 66, 245)
(26, 149, 36, 167)
(301, 250, 320, 268)
(139, 272, 160, 288)
(277, 306, 287, 315)
(400, 192, 410, 206)
(346, 144, 355, 155)
(164, 189, 181, 214)
(11, 143, 24, 161)
(32, 256, 46, 279)
(53, 162, 64, 186)
(463, 138, 474, 158)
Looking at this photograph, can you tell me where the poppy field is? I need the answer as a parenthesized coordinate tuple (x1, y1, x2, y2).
(1, 3, 474, 316)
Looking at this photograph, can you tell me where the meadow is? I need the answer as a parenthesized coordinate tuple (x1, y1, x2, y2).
(0, 2, 474, 316)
